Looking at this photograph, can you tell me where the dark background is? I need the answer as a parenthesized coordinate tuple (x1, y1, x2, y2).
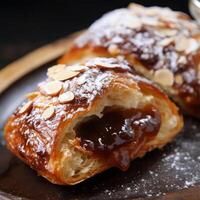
(0, 0, 189, 67)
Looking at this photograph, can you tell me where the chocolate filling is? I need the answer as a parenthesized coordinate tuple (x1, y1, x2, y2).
(75, 106, 161, 170)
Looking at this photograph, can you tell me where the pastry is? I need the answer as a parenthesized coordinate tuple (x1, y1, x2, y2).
(60, 3, 200, 118)
(4, 57, 183, 185)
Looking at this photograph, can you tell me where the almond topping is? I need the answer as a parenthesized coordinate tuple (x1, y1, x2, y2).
(122, 17, 141, 29)
(185, 38, 199, 54)
(47, 64, 66, 77)
(175, 37, 199, 53)
(154, 69, 174, 86)
(108, 44, 120, 55)
(42, 106, 55, 120)
(77, 76, 86, 85)
(175, 36, 188, 52)
(43, 81, 62, 96)
(142, 17, 164, 27)
(51, 70, 80, 81)
(128, 3, 144, 12)
(58, 91, 75, 103)
(146, 8, 160, 16)
(65, 65, 88, 72)
(155, 29, 177, 37)
(178, 56, 187, 64)
(175, 75, 183, 84)
(19, 101, 33, 114)
(90, 60, 119, 69)
(159, 38, 174, 46)
(26, 92, 40, 100)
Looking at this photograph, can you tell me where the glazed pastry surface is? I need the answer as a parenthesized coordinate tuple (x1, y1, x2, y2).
(60, 3, 200, 117)
(4, 57, 183, 184)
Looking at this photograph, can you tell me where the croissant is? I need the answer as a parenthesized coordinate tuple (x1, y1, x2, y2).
(60, 3, 200, 118)
(4, 57, 183, 185)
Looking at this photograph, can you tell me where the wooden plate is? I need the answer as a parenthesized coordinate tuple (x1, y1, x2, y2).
(1, 34, 200, 200)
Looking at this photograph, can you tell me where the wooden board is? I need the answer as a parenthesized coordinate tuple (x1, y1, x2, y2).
(1, 34, 200, 200)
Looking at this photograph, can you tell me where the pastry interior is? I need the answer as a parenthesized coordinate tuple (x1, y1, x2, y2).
(48, 70, 181, 184)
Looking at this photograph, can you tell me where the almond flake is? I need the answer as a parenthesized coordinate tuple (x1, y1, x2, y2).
(185, 38, 199, 54)
(155, 29, 177, 37)
(175, 37, 199, 53)
(128, 3, 143, 9)
(43, 81, 62, 96)
(175, 36, 188, 52)
(42, 106, 55, 120)
(108, 44, 120, 55)
(58, 91, 75, 103)
(175, 75, 183, 84)
(146, 8, 160, 16)
(159, 38, 174, 46)
(154, 69, 174, 86)
(178, 56, 187, 64)
(47, 64, 66, 77)
(26, 92, 40, 100)
(91, 60, 118, 69)
(122, 16, 141, 29)
(65, 65, 88, 72)
(19, 101, 33, 114)
(142, 17, 163, 27)
(77, 76, 86, 85)
(51, 70, 80, 81)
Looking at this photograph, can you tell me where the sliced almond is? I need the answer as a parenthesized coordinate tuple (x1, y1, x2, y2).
(19, 101, 33, 114)
(175, 37, 199, 53)
(98, 62, 117, 68)
(159, 38, 174, 46)
(77, 76, 86, 85)
(51, 70, 80, 81)
(47, 64, 66, 77)
(122, 16, 141, 29)
(65, 65, 88, 72)
(26, 92, 40, 100)
(185, 38, 199, 54)
(43, 81, 62, 96)
(42, 106, 55, 120)
(58, 91, 75, 103)
(178, 56, 187, 64)
(175, 36, 188, 52)
(155, 29, 177, 37)
(154, 69, 174, 86)
(146, 8, 160, 16)
(142, 17, 164, 27)
(108, 44, 120, 55)
(175, 74, 183, 84)
(89, 59, 118, 69)
(128, 3, 144, 11)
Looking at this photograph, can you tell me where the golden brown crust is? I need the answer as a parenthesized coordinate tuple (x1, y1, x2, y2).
(60, 3, 200, 118)
(4, 57, 183, 185)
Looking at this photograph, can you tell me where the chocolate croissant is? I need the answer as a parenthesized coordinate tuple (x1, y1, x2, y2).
(60, 3, 200, 118)
(4, 57, 183, 185)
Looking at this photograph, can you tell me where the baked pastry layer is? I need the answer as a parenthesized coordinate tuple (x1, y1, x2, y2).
(60, 3, 200, 118)
(4, 57, 183, 185)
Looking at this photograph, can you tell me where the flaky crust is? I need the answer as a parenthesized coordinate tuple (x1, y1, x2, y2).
(4, 57, 183, 185)
(60, 3, 200, 118)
